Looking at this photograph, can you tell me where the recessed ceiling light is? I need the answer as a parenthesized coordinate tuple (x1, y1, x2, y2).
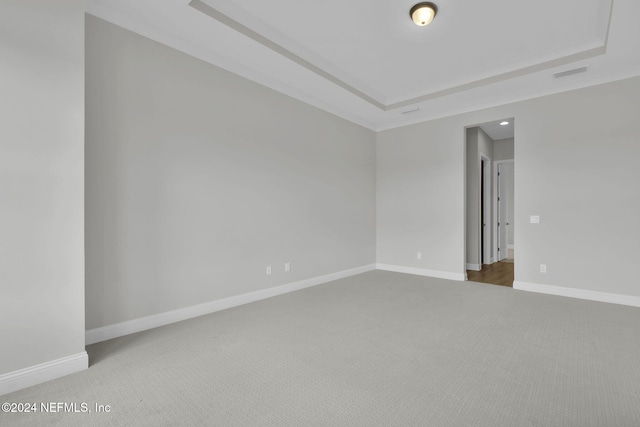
(410, 2, 438, 26)
(500, 121, 509, 126)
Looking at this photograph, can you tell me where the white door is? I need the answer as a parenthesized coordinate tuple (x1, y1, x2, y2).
(497, 163, 509, 261)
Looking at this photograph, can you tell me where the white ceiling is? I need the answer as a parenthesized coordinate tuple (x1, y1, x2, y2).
(478, 119, 514, 141)
(86, 0, 640, 131)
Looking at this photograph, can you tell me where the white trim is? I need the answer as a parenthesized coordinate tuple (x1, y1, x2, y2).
(376, 264, 466, 281)
(480, 153, 492, 265)
(0, 352, 88, 396)
(466, 263, 481, 271)
(494, 159, 513, 263)
(513, 281, 640, 308)
(508, 244, 515, 250)
(86, 264, 376, 345)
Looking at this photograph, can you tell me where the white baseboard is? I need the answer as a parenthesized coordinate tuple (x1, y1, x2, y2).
(513, 281, 640, 308)
(86, 264, 376, 345)
(466, 263, 481, 271)
(376, 264, 465, 281)
(0, 352, 88, 396)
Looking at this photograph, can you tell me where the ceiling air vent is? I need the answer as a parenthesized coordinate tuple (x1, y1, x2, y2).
(401, 107, 421, 115)
(553, 66, 588, 78)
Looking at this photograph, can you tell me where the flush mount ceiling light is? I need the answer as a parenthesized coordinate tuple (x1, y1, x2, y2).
(500, 121, 510, 126)
(410, 2, 438, 26)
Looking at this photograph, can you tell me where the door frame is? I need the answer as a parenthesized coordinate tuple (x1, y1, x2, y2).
(493, 159, 514, 263)
(480, 154, 492, 265)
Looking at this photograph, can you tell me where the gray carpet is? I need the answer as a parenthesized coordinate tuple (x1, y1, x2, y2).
(3, 270, 640, 426)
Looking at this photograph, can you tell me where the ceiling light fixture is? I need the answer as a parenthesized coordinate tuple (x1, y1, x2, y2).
(410, 2, 438, 26)
(500, 121, 510, 126)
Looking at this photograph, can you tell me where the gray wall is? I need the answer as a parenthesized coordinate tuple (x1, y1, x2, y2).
(477, 128, 494, 261)
(85, 16, 376, 330)
(0, 1, 85, 375)
(494, 138, 515, 161)
(478, 128, 494, 160)
(376, 116, 464, 274)
(378, 75, 640, 297)
(465, 128, 480, 266)
(505, 162, 515, 246)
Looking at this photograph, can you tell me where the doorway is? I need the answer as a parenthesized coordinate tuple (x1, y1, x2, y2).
(495, 160, 514, 263)
(465, 118, 515, 287)
(480, 155, 491, 265)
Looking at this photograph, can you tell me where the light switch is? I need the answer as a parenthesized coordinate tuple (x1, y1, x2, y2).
(530, 215, 540, 224)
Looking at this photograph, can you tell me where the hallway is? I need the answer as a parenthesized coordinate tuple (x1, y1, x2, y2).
(467, 262, 514, 287)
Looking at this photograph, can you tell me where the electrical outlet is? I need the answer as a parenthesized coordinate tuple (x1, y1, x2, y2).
(540, 264, 547, 273)
(417, 252, 422, 260)
(530, 215, 540, 224)
(285, 262, 290, 272)
(266, 266, 272, 275)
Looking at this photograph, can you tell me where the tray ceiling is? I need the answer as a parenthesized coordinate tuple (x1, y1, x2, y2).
(86, 0, 640, 130)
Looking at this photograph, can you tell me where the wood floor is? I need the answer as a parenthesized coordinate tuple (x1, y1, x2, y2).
(467, 262, 514, 287)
